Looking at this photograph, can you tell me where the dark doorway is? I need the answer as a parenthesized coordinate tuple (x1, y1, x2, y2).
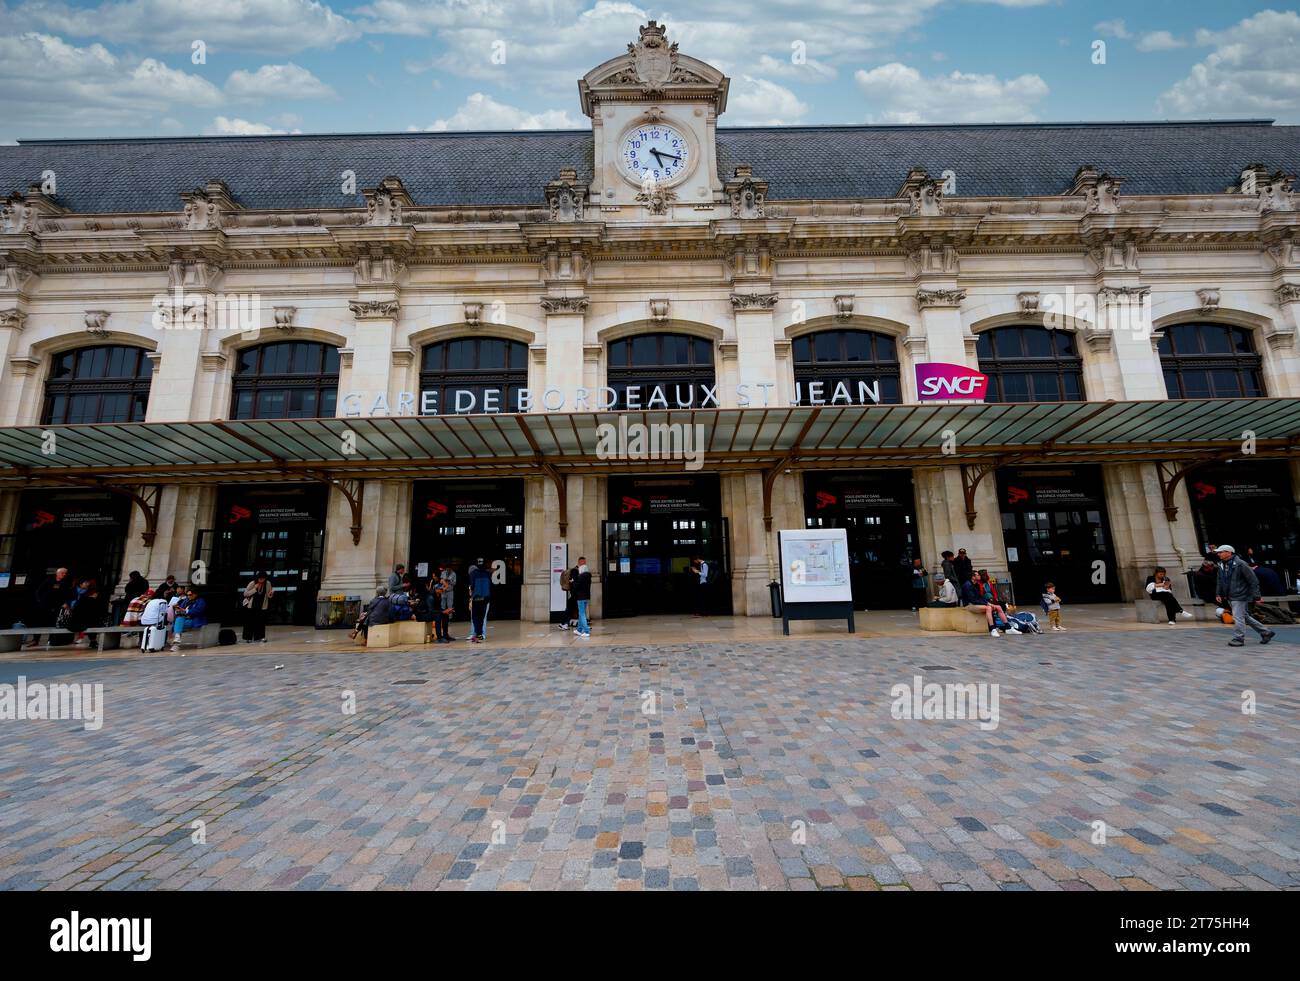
(203, 484, 327, 626)
(0, 490, 130, 626)
(802, 471, 919, 610)
(409, 480, 524, 620)
(1189, 460, 1299, 585)
(998, 466, 1119, 604)
(603, 474, 731, 617)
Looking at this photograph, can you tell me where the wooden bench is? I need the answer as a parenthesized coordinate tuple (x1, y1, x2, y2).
(918, 606, 992, 634)
(365, 620, 430, 649)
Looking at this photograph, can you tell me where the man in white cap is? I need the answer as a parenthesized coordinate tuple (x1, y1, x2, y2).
(1215, 545, 1274, 647)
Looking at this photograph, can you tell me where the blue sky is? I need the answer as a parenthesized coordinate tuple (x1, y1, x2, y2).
(0, 1, 1297, 142)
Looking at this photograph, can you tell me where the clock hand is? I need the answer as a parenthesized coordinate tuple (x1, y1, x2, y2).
(648, 148, 666, 166)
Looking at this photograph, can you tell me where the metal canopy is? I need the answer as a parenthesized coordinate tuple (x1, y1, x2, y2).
(1, 398, 1298, 484)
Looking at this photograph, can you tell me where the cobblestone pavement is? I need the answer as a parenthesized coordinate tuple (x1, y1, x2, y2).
(1, 627, 1297, 891)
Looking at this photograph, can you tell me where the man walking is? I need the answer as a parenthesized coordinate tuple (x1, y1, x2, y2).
(469, 558, 491, 644)
(1215, 545, 1274, 647)
(569, 556, 592, 637)
(691, 555, 711, 617)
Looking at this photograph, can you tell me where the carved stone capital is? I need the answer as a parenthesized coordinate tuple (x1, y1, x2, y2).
(348, 299, 400, 320)
(0, 261, 38, 297)
(539, 295, 589, 314)
(0, 308, 26, 330)
(1275, 283, 1300, 305)
(916, 288, 966, 310)
(729, 292, 778, 311)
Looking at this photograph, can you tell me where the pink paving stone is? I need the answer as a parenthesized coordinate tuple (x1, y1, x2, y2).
(807, 810, 833, 824)
(510, 806, 533, 819)
(669, 796, 689, 809)
(687, 780, 707, 792)
(563, 794, 584, 805)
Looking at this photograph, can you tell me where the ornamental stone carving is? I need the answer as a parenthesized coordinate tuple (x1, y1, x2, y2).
(464, 302, 483, 327)
(273, 306, 297, 332)
(348, 299, 399, 319)
(363, 177, 414, 226)
(1276, 284, 1300, 305)
(729, 292, 778, 310)
(1017, 292, 1040, 316)
(545, 168, 587, 222)
(724, 165, 767, 219)
(84, 310, 110, 337)
(1069, 165, 1123, 215)
(635, 180, 676, 215)
(182, 191, 221, 230)
(1196, 288, 1220, 315)
(1257, 171, 1296, 214)
(0, 309, 25, 330)
(623, 21, 678, 94)
(833, 295, 855, 320)
(899, 168, 944, 217)
(539, 295, 590, 314)
(648, 297, 670, 324)
(916, 288, 966, 310)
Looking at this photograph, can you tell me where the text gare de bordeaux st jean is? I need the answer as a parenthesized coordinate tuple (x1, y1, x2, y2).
(339, 363, 987, 416)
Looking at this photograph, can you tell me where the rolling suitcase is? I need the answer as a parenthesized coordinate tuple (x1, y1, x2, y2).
(141, 622, 168, 652)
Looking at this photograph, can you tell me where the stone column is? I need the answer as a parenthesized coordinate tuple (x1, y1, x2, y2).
(729, 291, 780, 408)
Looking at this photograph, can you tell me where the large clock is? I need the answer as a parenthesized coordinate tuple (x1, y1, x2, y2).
(619, 121, 691, 185)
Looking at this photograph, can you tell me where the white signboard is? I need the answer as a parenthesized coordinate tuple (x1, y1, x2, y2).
(778, 529, 853, 604)
(549, 543, 569, 613)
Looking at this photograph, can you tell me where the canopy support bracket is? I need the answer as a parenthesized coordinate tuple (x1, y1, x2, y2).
(1155, 457, 1228, 522)
(959, 463, 998, 530)
(308, 472, 365, 544)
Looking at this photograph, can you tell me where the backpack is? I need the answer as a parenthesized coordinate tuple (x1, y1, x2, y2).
(472, 569, 492, 599)
(390, 592, 412, 620)
(559, 569, 571, 591)
(1007, 612, 1042, 635)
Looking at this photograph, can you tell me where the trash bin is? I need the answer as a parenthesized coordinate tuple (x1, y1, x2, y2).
(316, 594, 361, 629)
(769, 580, 782, 618)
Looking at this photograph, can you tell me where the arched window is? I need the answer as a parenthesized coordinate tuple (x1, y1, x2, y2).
(42, 345, 152, 424)
(977, 326, 1084, 403)
(607, 333, 715, 410)
(420, 336, 528, 414)
(232, 341, 339, 419)
(792, 329, 901, 405)
(1158, 323, 1264, 399)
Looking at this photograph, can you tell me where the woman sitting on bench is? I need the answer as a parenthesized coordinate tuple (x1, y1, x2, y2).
(170, 588, 208, 652)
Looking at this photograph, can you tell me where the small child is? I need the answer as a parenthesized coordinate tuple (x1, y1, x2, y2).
(1041, 583, 1064, 631)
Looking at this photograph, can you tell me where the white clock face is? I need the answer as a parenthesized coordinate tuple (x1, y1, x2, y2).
(620, 123, 690, 184)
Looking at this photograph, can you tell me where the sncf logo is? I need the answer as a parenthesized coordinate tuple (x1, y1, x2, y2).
(815, 491, 837, 509)
(1194, 481, 1217, 501)
(426, 500, 448, 519)
(1007, 486, 1029, 505)
(621, 496, 642, 514)
(228, 504, 252, 524)
(916, 362, 989, 401)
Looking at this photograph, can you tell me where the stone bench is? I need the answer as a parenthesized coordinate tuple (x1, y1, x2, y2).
(83, 626, 143, 652)
(174, 623, 223, 650)
(0, 628, 74, 653)
(1133, 600, 1217, 624)
(365, 620, 431, 649)
(918, 606, 991, 634)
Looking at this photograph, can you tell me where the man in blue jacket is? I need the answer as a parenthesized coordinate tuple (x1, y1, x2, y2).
(469, 559, 491, 644)
(1215, 545, 1274, 646)
(960, 572, 1006, 637)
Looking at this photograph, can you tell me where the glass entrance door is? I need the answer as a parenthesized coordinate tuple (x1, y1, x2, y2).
(602, 516, 730, 617)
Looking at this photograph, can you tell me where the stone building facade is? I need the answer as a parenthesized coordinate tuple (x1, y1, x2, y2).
(1, 22, 1299, 625)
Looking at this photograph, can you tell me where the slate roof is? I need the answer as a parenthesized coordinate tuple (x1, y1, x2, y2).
(1, 121, 1297, 214)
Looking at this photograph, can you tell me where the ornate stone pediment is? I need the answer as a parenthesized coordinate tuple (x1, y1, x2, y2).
(898, 168, 944, 217)
(724, 165, 767, 219)
(180, 180, 238, 231)
(579, 21, 728, 115)
(363, 177, 414, 226)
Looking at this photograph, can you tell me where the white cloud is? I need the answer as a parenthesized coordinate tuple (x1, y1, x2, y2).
(204, 115, 301, 135)
(15, 0, 359, 53)
(725, 76, 810, 125)
(1158, 10, 1300, 121)
(753, 52, 837, 82)
(225, 63, 335, 101)
(1094, 19, 1131, 40)
(854, 62, 1048, 123)
(0, 32, 222, 136)
(1135, 30, 1187, 52)
(414, 92, 583, 131)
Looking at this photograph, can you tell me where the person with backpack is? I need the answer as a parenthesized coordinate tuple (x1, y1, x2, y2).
(241, 571, 274, 644)
(569, 556, 592, 637)
(390, 584, 414, 622)
(1215, 545, 1274, 647)
(558, 564, 576, 630)
(469, 558, 491, 644)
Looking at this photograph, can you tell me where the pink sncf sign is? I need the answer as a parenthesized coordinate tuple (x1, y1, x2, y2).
(915, 362, 989, 401)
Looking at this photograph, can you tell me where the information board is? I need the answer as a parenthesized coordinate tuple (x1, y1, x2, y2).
(778, 529, 853, 604)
